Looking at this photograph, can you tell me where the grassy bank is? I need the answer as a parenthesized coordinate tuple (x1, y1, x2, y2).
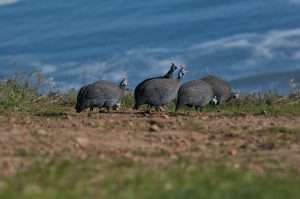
(0, 71, 299, 116)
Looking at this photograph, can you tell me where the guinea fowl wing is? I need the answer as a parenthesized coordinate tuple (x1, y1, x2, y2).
(180, 82, 203, 98)
(85, 82, 120, 100)
(135, 77, 157, 98)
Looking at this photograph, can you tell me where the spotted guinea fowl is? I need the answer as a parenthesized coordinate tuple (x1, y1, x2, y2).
(75, 78, 128, 114)
(134, 66, 188, 113)
(133, 63, 177, 110)
(175, 80, 215, 115)
(201, 75, 239, 104)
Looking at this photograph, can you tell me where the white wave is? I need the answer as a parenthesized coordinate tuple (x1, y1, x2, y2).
(29, 61, 57, 74)
(190, 28, 300, 59)
(0, 0, 19, 6)
(292, 51, 300, 60)
(122, 28, 300, 81)
(186, 27, 300, 80)
(289, 0, 300, 4)
(80, 28, 300, 83)
(73, 61, 128, 84)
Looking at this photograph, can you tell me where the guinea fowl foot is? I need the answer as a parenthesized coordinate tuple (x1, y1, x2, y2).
(195, 107, 202, 117)
(155, 106, 161, 112)
(161, 106, 171, 114)
(196, 110, 202, 117)
(184, 107, 192, 116)
(147, 109, 152, 114)
(186, 111, 190, 116)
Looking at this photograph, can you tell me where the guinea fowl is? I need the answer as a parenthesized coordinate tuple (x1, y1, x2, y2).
(75, 78, 128, 115)
(133, 63, 177, 110)
(175, 80, 216, 115)
(134, 66, 188, 113)
(201, 75, 239, 104)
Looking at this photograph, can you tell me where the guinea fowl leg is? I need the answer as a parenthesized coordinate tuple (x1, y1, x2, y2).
(215, 105, 221, 112)
(185, 107, 191, 116)
(106, 107, 111, 113)
(155, 106, 161, 112)
(188, 107, 192, 116)
(145, 105, 152, 114)
(147, 105, 153, 114)
(88, 107, 94, 117)
(155, 106, 162, 117)
(195, 107, 201, 117)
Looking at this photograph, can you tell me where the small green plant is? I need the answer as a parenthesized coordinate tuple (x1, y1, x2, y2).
(120, 91, 135, 110)
(0, 72, 40, 113)
(0, 71, 68, 116)
(63, 88, 78, 105)
(289, 79, 300, 99)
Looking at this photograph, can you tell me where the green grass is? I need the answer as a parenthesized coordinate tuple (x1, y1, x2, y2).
(0, 159, 300, 199)
(0, 71, 74, 117)
(1, 71, 300, 117)
(131, 148, 170, 157)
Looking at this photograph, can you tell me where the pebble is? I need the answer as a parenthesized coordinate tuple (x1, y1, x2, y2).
(76, 137, 90, 147)
(88, 121, 96, 126)
(149, 124, 160, 132)
(161, 115, 169, 119)
(36, 129, 47, 136)
(228, 149, 238, 156)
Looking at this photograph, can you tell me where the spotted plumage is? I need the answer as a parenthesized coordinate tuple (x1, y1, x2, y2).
(134, 66, 188, 109)
(75, 78, 128, 113)
(201, 75, 238, 104)
(175, 80, 214, 113)
(134, 63, 177, 110)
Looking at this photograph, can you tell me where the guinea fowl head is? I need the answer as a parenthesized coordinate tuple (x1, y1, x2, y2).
(120, 77, 129, 87)
(164, 63, 178, 79)
(169, 63, 178, 73)
(177, 65, 188, 80)
(231, 90, 240, 99)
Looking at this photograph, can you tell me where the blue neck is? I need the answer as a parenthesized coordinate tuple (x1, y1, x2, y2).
(177, 71, 184, 80)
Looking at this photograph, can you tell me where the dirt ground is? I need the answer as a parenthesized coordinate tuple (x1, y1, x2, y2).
(0, 108, 300, 176)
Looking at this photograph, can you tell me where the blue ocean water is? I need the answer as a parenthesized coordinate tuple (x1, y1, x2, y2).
(0, 0, 300, 94)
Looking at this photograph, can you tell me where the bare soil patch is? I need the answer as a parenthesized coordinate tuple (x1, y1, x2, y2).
(0, 109, 300, 176)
